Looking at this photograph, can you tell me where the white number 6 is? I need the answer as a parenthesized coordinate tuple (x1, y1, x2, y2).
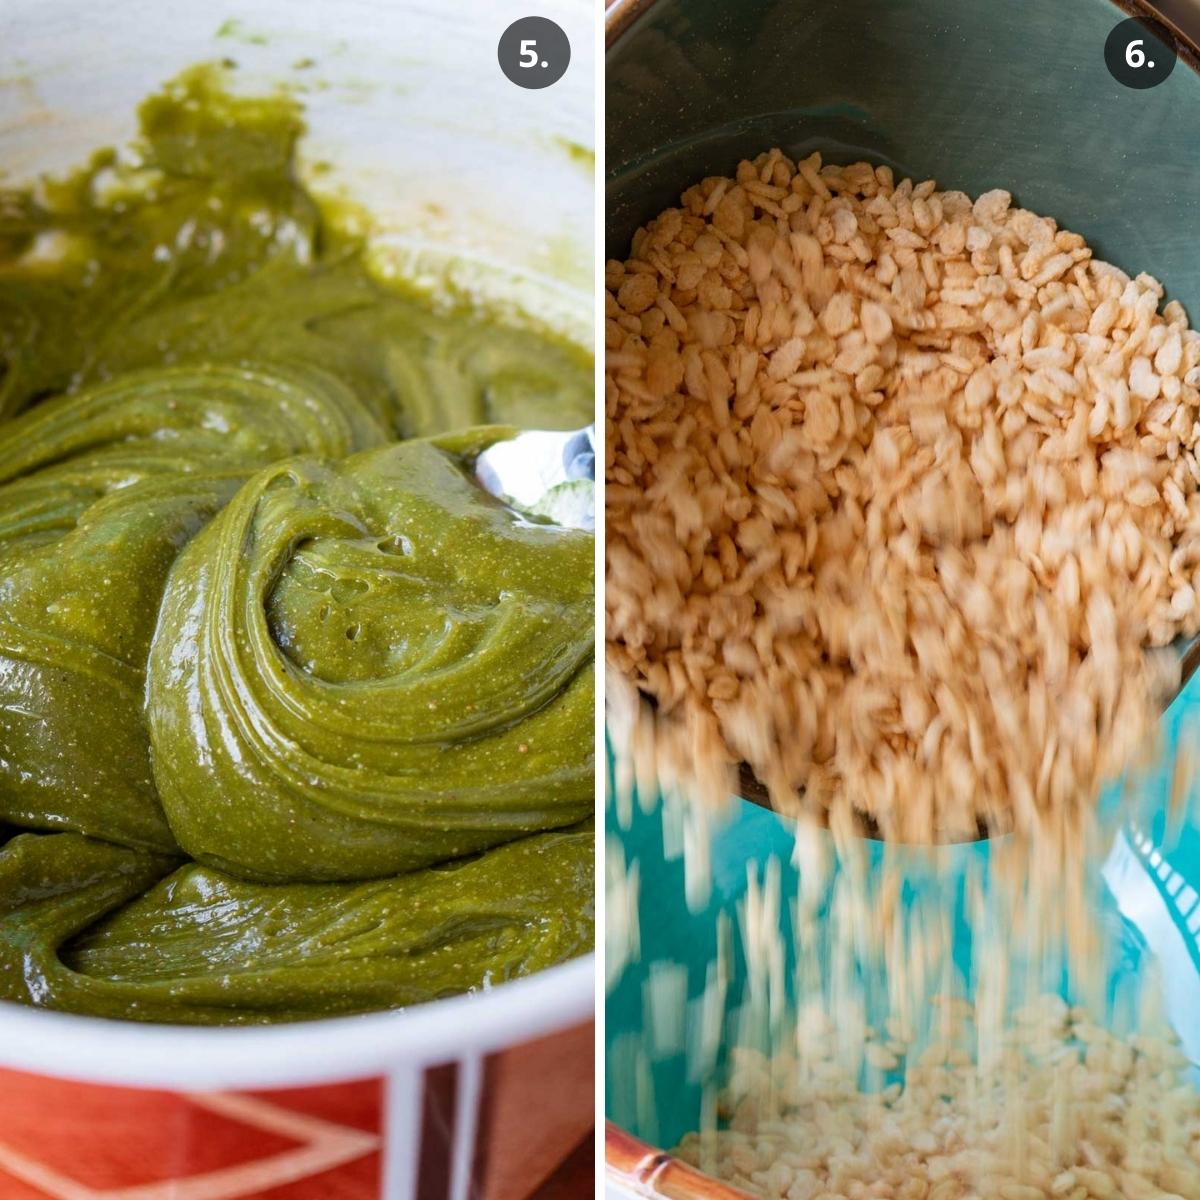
(519, 38, 538, 68)
(1126, 38, 1146, 68)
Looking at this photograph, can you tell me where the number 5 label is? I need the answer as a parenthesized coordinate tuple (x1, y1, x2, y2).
(498, 17, 571, 89)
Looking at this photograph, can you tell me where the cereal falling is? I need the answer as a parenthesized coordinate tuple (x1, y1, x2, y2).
(605, 149, 1200, 844)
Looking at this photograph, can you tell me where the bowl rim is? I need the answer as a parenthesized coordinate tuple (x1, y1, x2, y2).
(604, 1122, 754, 1199)
(606, 0, 1200, 58)
(0, 953, 594, 1089)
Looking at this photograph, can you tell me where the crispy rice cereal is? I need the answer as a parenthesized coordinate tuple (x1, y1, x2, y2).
(605, 150, 1200, 843)
(675, 995, 1200, 1200)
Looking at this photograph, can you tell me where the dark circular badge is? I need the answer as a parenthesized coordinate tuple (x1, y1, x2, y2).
(498, 17, 571, 90)
(1104, 17, 1178, 89)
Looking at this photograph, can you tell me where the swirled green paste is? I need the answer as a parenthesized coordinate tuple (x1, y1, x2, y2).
(0, 68, 594, 1023)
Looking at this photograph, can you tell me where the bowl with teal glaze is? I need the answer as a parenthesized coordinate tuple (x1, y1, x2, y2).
(0, 1, 596, 1196)
(604, 0, 1200, 1193)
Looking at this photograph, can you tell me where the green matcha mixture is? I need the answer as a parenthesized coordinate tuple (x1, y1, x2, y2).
(0, 68, 594, 1023)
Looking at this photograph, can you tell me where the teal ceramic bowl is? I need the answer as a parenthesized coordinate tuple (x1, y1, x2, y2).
(607, 0, 1200, 316)
(605, 0, 1200, 1192)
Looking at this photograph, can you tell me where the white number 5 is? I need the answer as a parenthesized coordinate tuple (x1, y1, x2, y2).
(519, 39, 538, 68)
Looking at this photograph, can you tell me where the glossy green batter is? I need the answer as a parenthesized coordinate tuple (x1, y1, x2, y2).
(0, 68, 594, 1022)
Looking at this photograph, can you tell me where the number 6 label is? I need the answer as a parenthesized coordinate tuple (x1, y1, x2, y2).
(499, 17, 571, 89)
(1105, 17, 1177, 89)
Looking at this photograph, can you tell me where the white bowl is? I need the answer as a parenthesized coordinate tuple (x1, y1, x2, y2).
(0, 2, 595, 1196)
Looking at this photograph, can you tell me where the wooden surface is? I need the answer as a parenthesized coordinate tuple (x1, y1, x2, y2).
(533, 1133, 593, 1198)
(477, 1021, 595, 1199)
